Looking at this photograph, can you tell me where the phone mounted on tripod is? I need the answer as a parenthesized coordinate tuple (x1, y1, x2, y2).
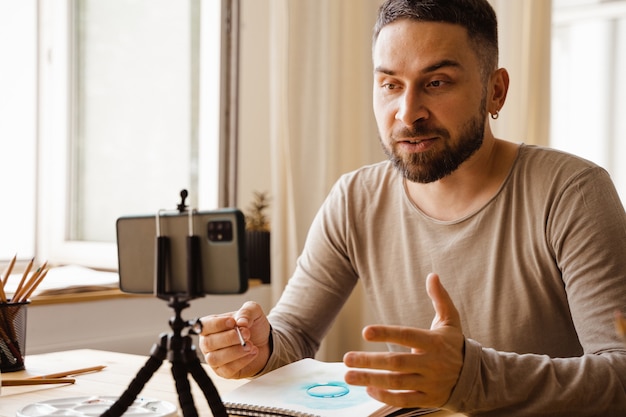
(103, 191, 247, 417)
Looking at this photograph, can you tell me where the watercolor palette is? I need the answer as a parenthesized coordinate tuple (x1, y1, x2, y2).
(17, 396, 177, 417)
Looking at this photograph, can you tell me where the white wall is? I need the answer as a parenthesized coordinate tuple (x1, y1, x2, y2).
(25, 285, 272, 356)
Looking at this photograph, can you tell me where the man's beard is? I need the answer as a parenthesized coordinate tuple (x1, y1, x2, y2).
(381, 106, 487, 184)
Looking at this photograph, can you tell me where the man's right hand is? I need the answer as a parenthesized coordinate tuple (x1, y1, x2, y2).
(198, 301, 271, 379)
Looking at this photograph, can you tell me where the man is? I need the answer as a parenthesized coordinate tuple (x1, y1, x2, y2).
(199, 0, 626, 415)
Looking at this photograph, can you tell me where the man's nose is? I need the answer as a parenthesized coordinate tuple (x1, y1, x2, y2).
(395, 88, 429, 126)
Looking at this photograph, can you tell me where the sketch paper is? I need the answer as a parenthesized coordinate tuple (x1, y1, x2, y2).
(222, 358, 437, 417)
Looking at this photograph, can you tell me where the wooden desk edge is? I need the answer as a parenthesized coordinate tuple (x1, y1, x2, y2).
(29, 279, 265, 306)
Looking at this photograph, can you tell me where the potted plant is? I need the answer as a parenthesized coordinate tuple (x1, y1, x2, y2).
(245, 191, 271, 284)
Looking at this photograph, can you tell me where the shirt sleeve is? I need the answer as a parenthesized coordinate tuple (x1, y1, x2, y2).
(263, 178, 360, 373)
(445, 167, 626, 416)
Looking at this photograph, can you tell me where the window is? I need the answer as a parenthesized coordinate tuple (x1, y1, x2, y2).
(0, 1, 37, 261)
(2, 0, 237, 270)
(551, 0, 626, 202)
(70, 0, 203, 243)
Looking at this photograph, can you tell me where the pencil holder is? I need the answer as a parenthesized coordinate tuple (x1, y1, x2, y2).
(0, 301, 29, 372)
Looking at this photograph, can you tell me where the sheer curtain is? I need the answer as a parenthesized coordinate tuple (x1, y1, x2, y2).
(268, 0, 383, 360)
(491, 0, 552, 146)
(267, 0, 552, 361)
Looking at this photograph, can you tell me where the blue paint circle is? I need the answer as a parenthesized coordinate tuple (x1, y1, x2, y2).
(306, 383, 350, 398)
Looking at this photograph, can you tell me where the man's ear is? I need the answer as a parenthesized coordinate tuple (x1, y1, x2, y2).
(488, 68, 509, 116)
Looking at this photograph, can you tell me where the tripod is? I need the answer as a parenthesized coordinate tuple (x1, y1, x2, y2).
(102, 192, 228, 417)
(100, 297, 227, 417)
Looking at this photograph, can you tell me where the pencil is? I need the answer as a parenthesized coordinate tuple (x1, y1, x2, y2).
(14, 265, 48, 303)
(1, 254, 17, 302)
(0, 336, 18, 364)
(2, 378, 75, 387)
(19, 268, 48, 302)
(12, 258, 34, 301)
(13, 265, 37, 302)
(0, 276, 7, 303)
(29, 365, 107, 379)
(1, 254, 16, 286)
(0, 319, 23, 363)
(235, 326, 246, 347)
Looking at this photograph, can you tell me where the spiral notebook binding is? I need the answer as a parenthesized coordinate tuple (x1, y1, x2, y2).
(225, 403, 319, 417)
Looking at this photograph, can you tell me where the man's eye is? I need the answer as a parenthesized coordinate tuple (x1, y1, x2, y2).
(382, 83, 398, 90)
(428, 80, 446, 88)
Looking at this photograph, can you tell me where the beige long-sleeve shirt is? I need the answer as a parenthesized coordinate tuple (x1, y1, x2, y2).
(266, 144, 626, 416)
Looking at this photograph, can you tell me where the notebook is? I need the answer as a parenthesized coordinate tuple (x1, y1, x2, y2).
(222, 358, 438, 417)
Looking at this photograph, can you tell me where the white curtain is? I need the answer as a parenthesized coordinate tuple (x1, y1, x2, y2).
(491, 0, 552, 146)
(268, 0, 384, 360)
(267, 0, 552, 361)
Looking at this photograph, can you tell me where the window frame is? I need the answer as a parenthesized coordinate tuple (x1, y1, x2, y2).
(36, 0, 239, 270)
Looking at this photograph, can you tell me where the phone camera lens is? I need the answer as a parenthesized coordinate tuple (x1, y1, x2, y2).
(207, 220, 233, 242)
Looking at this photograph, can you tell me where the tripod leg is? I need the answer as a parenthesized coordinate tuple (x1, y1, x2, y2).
(100, 335, 168, 417)
(183, 342, 228, 417)
(171, 355, 198, 417)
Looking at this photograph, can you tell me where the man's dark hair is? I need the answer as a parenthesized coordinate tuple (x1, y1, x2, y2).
(373, 0, 499, 80)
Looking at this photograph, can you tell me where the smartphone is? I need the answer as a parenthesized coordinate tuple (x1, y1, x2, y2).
(116, 208, 248, 296)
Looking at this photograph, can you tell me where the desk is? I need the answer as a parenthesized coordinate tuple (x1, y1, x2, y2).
(0, 350, 463, 417)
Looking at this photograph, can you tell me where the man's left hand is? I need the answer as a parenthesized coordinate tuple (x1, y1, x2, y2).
(343, 273, 465, 409)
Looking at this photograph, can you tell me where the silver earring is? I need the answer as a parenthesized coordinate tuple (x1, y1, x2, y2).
(491, 110, 499, 120)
